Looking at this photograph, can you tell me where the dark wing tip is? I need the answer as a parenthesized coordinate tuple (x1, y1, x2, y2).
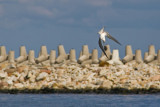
(118, 42, 122, 46)
(98, 38, 108, 58)
(107, 34, 122, 46)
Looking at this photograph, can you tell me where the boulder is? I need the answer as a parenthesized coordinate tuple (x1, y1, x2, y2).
(0, 72, 7, 79)
(36, 72, 48, 81)
(100, 80, 112, 89)
(150, 75, 160, 81)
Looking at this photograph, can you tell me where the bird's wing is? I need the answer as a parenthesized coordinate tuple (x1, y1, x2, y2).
(99, 37, 108, 58)
(107, 33, 121, 45)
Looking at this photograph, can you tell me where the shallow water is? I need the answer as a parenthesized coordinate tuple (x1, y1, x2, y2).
(0, 94, 160, 107)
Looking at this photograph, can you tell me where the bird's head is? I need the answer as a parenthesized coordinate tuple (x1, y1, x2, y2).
(98, 26, 105, 35)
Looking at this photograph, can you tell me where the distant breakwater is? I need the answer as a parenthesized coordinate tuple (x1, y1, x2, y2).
(0, 45, 160, 94)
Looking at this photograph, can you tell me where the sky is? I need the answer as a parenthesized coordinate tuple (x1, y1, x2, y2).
(0, 0, 160, 58)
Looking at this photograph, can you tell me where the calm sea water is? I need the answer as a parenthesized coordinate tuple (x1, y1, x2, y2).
(0, 94, 160, 107)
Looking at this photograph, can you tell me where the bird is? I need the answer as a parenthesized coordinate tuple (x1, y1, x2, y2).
(98, 26, 121, 58)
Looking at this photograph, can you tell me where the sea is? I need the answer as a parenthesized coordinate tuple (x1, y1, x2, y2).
(0, 94, 160, 107)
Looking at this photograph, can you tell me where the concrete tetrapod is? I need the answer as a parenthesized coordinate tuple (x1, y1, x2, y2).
(0, 46, 7, 63)
(78, 45, 90, 63)
(107, 49, 123, 65)
(56, 45, 68, 63)
(79, 51, 82, 58)
(149, 45, 156, 55)
(8, 51, 15, 63)
(99, 45, 112, 62)
(144, 45, 156, 63)
(16, 46, 28, 63)
(149, 50, 160, 65)
(69, 49, 77, 63)
(82, 49, 99, 65)
(144, 52, 148, 60)
(28, 50, 35, 64)
(50, 50, 56, 65)
(92, 49, 99, 64)
(157, 50, 160, 64)
(122, 45, 134, 64)
(81, 60, 92, 67)
(36, 46, 49, 64)
(135, 49, 143, 63)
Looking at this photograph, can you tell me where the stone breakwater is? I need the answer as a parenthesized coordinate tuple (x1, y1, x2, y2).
(0, 62, 160, 94)
(0, 44, 160, 94)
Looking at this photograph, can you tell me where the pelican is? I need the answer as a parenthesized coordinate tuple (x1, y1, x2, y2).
(98, 27, 121, 58)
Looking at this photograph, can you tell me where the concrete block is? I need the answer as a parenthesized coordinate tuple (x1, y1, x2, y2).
(56, 45, 67, 63)
(78, 55, 89, 63)
(36, 46, 49, 63)
(79, 51, 82, 58)
(149, 45, 155, 55)
(81, 59, 92, 65)
(135, 49, 143, 63)
(126, 45, 133, 55)
(19, 46, 27, 57)
(107, 49, 123, 65)
(144, 45, 156, 63)
(144, 55, 155, 63)
(50, 50, 56, 64)
(58, 45, 66, 56)
(122, 45, 133, 63)
(0, 46, 7, 56)
(16, 46, 27, 63)
(40, 46, 48, 56)
(82, 45, 89, 56)
(92, 49, 99, 64)
(144, 52, 148, 60)
(28, 50, 35, 64)
(157, 50, 160, 63)
(8, 51, 15, 63)
(69, 49, 77, 63)
(78, 45, 90, 63)
(36, 55, 49, 64)
(16, 56, 26, 63)
(0, 46, 7, 62)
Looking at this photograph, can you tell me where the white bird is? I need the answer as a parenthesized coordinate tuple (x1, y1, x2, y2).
(98, 27, 121, 58)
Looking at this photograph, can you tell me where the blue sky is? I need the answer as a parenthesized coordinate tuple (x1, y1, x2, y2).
(0, 0, 160, 58)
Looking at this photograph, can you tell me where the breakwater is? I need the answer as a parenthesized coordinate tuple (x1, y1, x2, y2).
(0, 45, 160, 94)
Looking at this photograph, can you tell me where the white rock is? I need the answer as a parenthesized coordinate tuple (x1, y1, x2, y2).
(27, 71, 33, 78)
(7, 79, 13, 85)
(19, 75, 24, 83)
(101, 80, 113, 89)
(29, 75, 36, 83)
(14, 83, 24, 89)
(115, 70, 125, 76)
(87, 73, 96, 82)
(99, 70, 107, 76)
(0, 72, 7, 79)
(13, 72, 20, 78)
(36, 72, 48, 81)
